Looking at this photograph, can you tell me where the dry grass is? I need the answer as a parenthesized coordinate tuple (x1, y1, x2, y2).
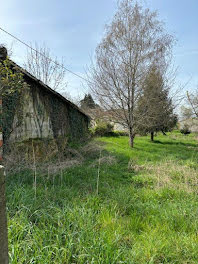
(4, 141, 102, 176)
(90, 155, 117, 168)
(128, 158, 145, 172)
(39, 159, 83, 175)
(80, 141, 102, 158)
(143, 160, 198, 193)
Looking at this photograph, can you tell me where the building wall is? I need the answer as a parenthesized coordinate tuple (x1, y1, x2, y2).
(7, 76, 89, 144)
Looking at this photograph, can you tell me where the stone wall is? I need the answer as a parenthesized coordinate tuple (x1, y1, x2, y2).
(6, 73, 89, 145)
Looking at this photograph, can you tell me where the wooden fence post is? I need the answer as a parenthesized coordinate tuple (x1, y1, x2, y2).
(0, 165, 8, 264)
(0, 46, 9, 264)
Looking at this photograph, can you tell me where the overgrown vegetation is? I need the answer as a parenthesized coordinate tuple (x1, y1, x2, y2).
(0, 58, 28, 145)
(93, 121, 114, 137)
(6, 131, 198, 263)
(180, 124, 191, 135)
(0, 49, 29, 264)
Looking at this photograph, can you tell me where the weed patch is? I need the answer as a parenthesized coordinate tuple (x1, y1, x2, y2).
(6, 131, 198, 263)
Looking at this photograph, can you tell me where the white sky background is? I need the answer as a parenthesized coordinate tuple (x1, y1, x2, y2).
(0, 0, 198, 102)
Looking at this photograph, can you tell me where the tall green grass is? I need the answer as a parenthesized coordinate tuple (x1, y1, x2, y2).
(7, 131, 198, 263)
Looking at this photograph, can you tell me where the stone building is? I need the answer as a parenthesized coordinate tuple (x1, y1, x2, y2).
(0, 47, 90, 150)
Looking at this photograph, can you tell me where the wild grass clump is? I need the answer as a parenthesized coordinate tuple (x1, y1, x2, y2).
(6, 131, 198, 263)
(143, 160, 198, 192)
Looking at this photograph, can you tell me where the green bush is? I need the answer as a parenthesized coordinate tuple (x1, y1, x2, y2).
(114, 130, 129, 137)
(180, 124, 191, 135)
(94, 122, 114, 136)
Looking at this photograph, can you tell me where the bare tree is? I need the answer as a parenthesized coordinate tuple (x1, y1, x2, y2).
(186, 90, 198, 118)
(23, 43, 67, 92)
(88, 0, 174, 147)
(180, 88, 198, 126)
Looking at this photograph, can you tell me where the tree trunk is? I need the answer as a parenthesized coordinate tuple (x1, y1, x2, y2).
(129, 127, 134, 148)
(161, 130, 167, 135)
(151, 132, 154, 141)
(0, 166, 9, 264)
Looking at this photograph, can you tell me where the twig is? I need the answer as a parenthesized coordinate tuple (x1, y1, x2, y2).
(96, 149, 102, 195)
(32, 139, 37, 199)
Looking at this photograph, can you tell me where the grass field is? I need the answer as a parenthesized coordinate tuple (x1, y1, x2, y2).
(6, 131, 198, 263)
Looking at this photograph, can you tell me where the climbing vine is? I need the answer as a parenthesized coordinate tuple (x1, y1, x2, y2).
(0, 58, 89, 155)
(0, 59, 28, 146)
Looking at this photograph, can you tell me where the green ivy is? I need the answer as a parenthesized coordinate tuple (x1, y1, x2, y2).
(0, 59, 29, 145)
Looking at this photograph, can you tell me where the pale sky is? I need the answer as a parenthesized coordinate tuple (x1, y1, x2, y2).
(0, 0, 198, 100)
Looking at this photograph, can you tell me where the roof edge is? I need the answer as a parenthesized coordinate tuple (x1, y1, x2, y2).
(9, 59, 90, 119)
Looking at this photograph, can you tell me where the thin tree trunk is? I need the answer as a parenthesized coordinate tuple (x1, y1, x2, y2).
(0, 166, 9, 264)
(129, 127, 134, 148)
(151, 132, 154, 141)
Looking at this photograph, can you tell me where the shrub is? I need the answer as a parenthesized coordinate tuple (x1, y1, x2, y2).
(180, 124, 191, 135)
(94, 122, 114, 136)
(114, 130, 129, 137)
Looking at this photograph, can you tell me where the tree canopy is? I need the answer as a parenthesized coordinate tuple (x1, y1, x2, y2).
(88, 0, 174, 147)
(137, 67, 177, 141)
(80, 94, 97, 110)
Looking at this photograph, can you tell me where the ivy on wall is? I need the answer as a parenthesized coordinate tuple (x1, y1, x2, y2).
(0, 59, 90, 153)
(0, 59, 28, 147)
(29, 81, 89, 144)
